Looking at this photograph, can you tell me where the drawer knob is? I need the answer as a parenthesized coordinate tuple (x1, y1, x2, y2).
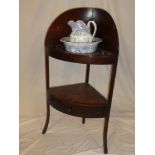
(68, 107, 72, 113)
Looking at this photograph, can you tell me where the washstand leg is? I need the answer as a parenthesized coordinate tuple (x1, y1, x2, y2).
(82, 117, 85, 124)
(103, 115, 110, 154)
(42, 103, 50, 134)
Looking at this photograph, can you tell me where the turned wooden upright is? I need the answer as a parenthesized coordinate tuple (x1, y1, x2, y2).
(42, 8, 119, 154)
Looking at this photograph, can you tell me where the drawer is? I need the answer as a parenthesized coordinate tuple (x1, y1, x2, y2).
(49, 96, 110, 118)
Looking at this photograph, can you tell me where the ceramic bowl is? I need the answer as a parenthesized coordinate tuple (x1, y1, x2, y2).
(60, 37, 102, 54)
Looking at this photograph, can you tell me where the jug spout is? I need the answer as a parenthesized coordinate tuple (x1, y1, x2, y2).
(67, 20, 77, 32)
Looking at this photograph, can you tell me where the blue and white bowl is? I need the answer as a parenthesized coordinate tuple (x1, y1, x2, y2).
(60, 37, 102, 54)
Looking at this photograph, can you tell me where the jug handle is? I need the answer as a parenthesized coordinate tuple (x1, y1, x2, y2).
(87, 21, 97, 42)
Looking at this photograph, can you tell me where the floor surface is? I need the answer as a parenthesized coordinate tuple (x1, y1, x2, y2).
(20, 108, 134, 155)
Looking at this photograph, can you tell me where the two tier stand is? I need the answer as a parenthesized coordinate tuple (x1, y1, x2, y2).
(42, 8, 119, 154)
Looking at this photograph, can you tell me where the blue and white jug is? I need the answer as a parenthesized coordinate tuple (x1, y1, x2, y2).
(67, 20, 97, 43)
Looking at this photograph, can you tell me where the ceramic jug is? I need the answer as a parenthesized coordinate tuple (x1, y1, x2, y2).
(67, 20, 97, 43)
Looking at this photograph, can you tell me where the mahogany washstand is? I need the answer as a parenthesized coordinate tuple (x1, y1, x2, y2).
(42, 8, 119, 154)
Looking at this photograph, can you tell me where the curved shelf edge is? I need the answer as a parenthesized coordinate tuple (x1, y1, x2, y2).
(45, 46, 118, 65)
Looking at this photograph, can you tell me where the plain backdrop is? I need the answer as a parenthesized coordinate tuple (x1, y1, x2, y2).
(19, 0, 134, 117)
(19, 1, 135, 154)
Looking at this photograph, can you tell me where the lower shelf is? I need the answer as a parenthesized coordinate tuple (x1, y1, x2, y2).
(47, 83, 110, 118)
